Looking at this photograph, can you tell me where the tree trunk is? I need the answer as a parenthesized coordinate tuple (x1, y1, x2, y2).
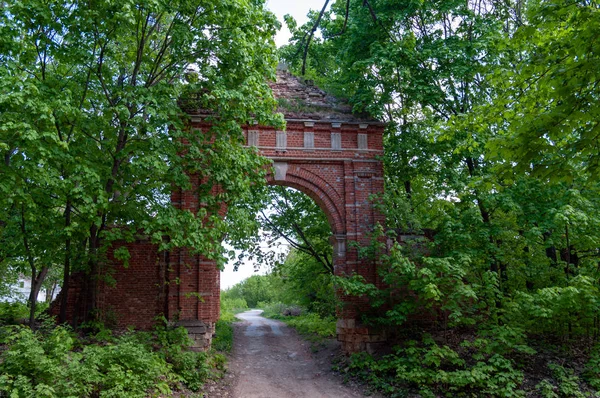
(28, 266, 49, 329)
(85, 224, 101, 323)
(60, 199, 72, 323)
(46, 281, 57, 303)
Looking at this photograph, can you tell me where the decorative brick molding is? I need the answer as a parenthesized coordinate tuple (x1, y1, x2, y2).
(53, 71, 387, 353)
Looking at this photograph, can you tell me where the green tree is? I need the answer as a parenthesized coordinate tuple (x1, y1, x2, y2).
(260, 186, 333, 273)
(275, 248, 337, 317)
(228, 185, 337, 315)
(280, 0, 600, 340)
(0, 0, 283, 325)
(225, 275, 276, 308)
(273, 1, 600, 393)
(483, 0, 600, 181)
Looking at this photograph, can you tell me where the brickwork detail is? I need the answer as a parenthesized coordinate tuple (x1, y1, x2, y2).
(53, 70, 387, 352)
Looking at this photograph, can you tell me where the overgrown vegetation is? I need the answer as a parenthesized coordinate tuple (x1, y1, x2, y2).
(0, 317, 225, 397)
(0, 0, 282, 328)
(214, 296, 249, 353)
(275, 312, 336, 340)
(0, 0, 281, 393)
(0, 301, 46, 326)
(1, 0, 599, 395)
(272, 0, 600, 396)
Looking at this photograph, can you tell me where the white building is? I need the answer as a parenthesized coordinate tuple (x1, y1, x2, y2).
(2, 276, 59, 303)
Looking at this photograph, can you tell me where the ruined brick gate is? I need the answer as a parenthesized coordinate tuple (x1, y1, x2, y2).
(55, 70, 386, 352)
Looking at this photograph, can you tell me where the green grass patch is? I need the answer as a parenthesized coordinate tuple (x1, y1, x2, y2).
(214, 296, 247, 353)
(261, 303, 336, 341)
(282, 313, 336, 338)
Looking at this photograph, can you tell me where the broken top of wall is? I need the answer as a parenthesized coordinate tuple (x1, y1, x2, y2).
(270, 65, 377, 123)
(180, 64, 380, 125)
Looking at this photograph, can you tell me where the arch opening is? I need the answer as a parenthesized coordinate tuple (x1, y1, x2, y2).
(221, 183, 338, 319)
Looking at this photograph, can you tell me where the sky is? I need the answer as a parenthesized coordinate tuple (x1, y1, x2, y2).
(219, 0, 328, 290)
(266, 0, 329, 47)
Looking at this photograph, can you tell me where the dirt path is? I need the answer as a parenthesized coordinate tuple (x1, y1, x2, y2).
(228, 310, 370, 398)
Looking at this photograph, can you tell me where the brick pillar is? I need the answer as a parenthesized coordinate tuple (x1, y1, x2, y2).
(336, 160, 387, 353)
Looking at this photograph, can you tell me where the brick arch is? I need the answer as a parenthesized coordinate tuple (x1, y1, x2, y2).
(266, 169, 345, 236)
(56, 116, 388, 353)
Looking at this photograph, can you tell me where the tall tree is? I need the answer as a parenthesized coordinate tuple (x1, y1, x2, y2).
(279, 0, 600, 334)
(0, 0, 283, 325)
(483, 0, 600, 182)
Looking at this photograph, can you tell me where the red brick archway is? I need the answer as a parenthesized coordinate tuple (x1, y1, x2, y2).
(172, 112, 387, 351)
(53, 70, 387, 352)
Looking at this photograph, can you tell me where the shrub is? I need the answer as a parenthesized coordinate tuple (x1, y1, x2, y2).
(260, 301, 288, 318)
(0, 302, 30, 325)
(0, 321, 219, 397)
(260, 302, 304, 319)
(212, 318, 234, 353)
(337, 335, 526, 397)
(220, 297, 248, 315)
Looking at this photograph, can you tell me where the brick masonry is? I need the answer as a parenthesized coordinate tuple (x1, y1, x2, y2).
(53, 71, 387, 353)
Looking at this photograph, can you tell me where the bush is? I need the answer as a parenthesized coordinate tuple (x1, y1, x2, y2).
(337, 335, 526, 397)
(260, 302, 304, 319)
(283, 313, 336, 338)
(212, 318, 234, 353)
(0, 301, 30, 325)
(215, 294, 242, 353)
(260, 301, 288, 318)
(220, 297, 248, 315)
(261, 306, 336, 339)
(0, 321, 219, 397)
(536, 363, 588, 398)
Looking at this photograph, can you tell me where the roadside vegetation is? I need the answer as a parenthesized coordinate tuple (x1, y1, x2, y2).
(0, 307, 228, 397)
(271, 0, 600, 396)
(1, 0, 599, 396)
(214, 296, 250, 353)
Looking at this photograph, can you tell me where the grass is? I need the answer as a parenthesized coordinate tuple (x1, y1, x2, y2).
(261, 302, 336, 342)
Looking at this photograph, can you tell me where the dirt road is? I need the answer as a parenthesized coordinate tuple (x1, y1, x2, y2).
(228, 310, 370, 398)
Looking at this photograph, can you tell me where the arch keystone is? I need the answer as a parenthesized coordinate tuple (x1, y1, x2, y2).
(273, 162, 288, 181)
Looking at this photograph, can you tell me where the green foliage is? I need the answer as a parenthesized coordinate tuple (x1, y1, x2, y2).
(0, 321, 221, 397)
(338, 336, 525, 397)
(261, 303, 335, 342)
(220, 296, 249, 319)
(0, 301, 30, 325)
(279, 313, 336, 339)
(483, 0, 600, 181)
(584, 345, 600, 391)
(222, 274, 278, 308)
(505, 275, 600, 337)
(536, 363, 589, 398)
(260, 302, 296, 318)
(212, 319, 234, 353)
(234, 185, 335, 286)
(215, 293, 243, 353)
(275, 249, 337, 318)
(335, 243, 484, 329)
(0, 0, 283, 324)
(223, 247, 337, 321)
(277, 2, 600, 394)
(226, 189, 339, 317)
